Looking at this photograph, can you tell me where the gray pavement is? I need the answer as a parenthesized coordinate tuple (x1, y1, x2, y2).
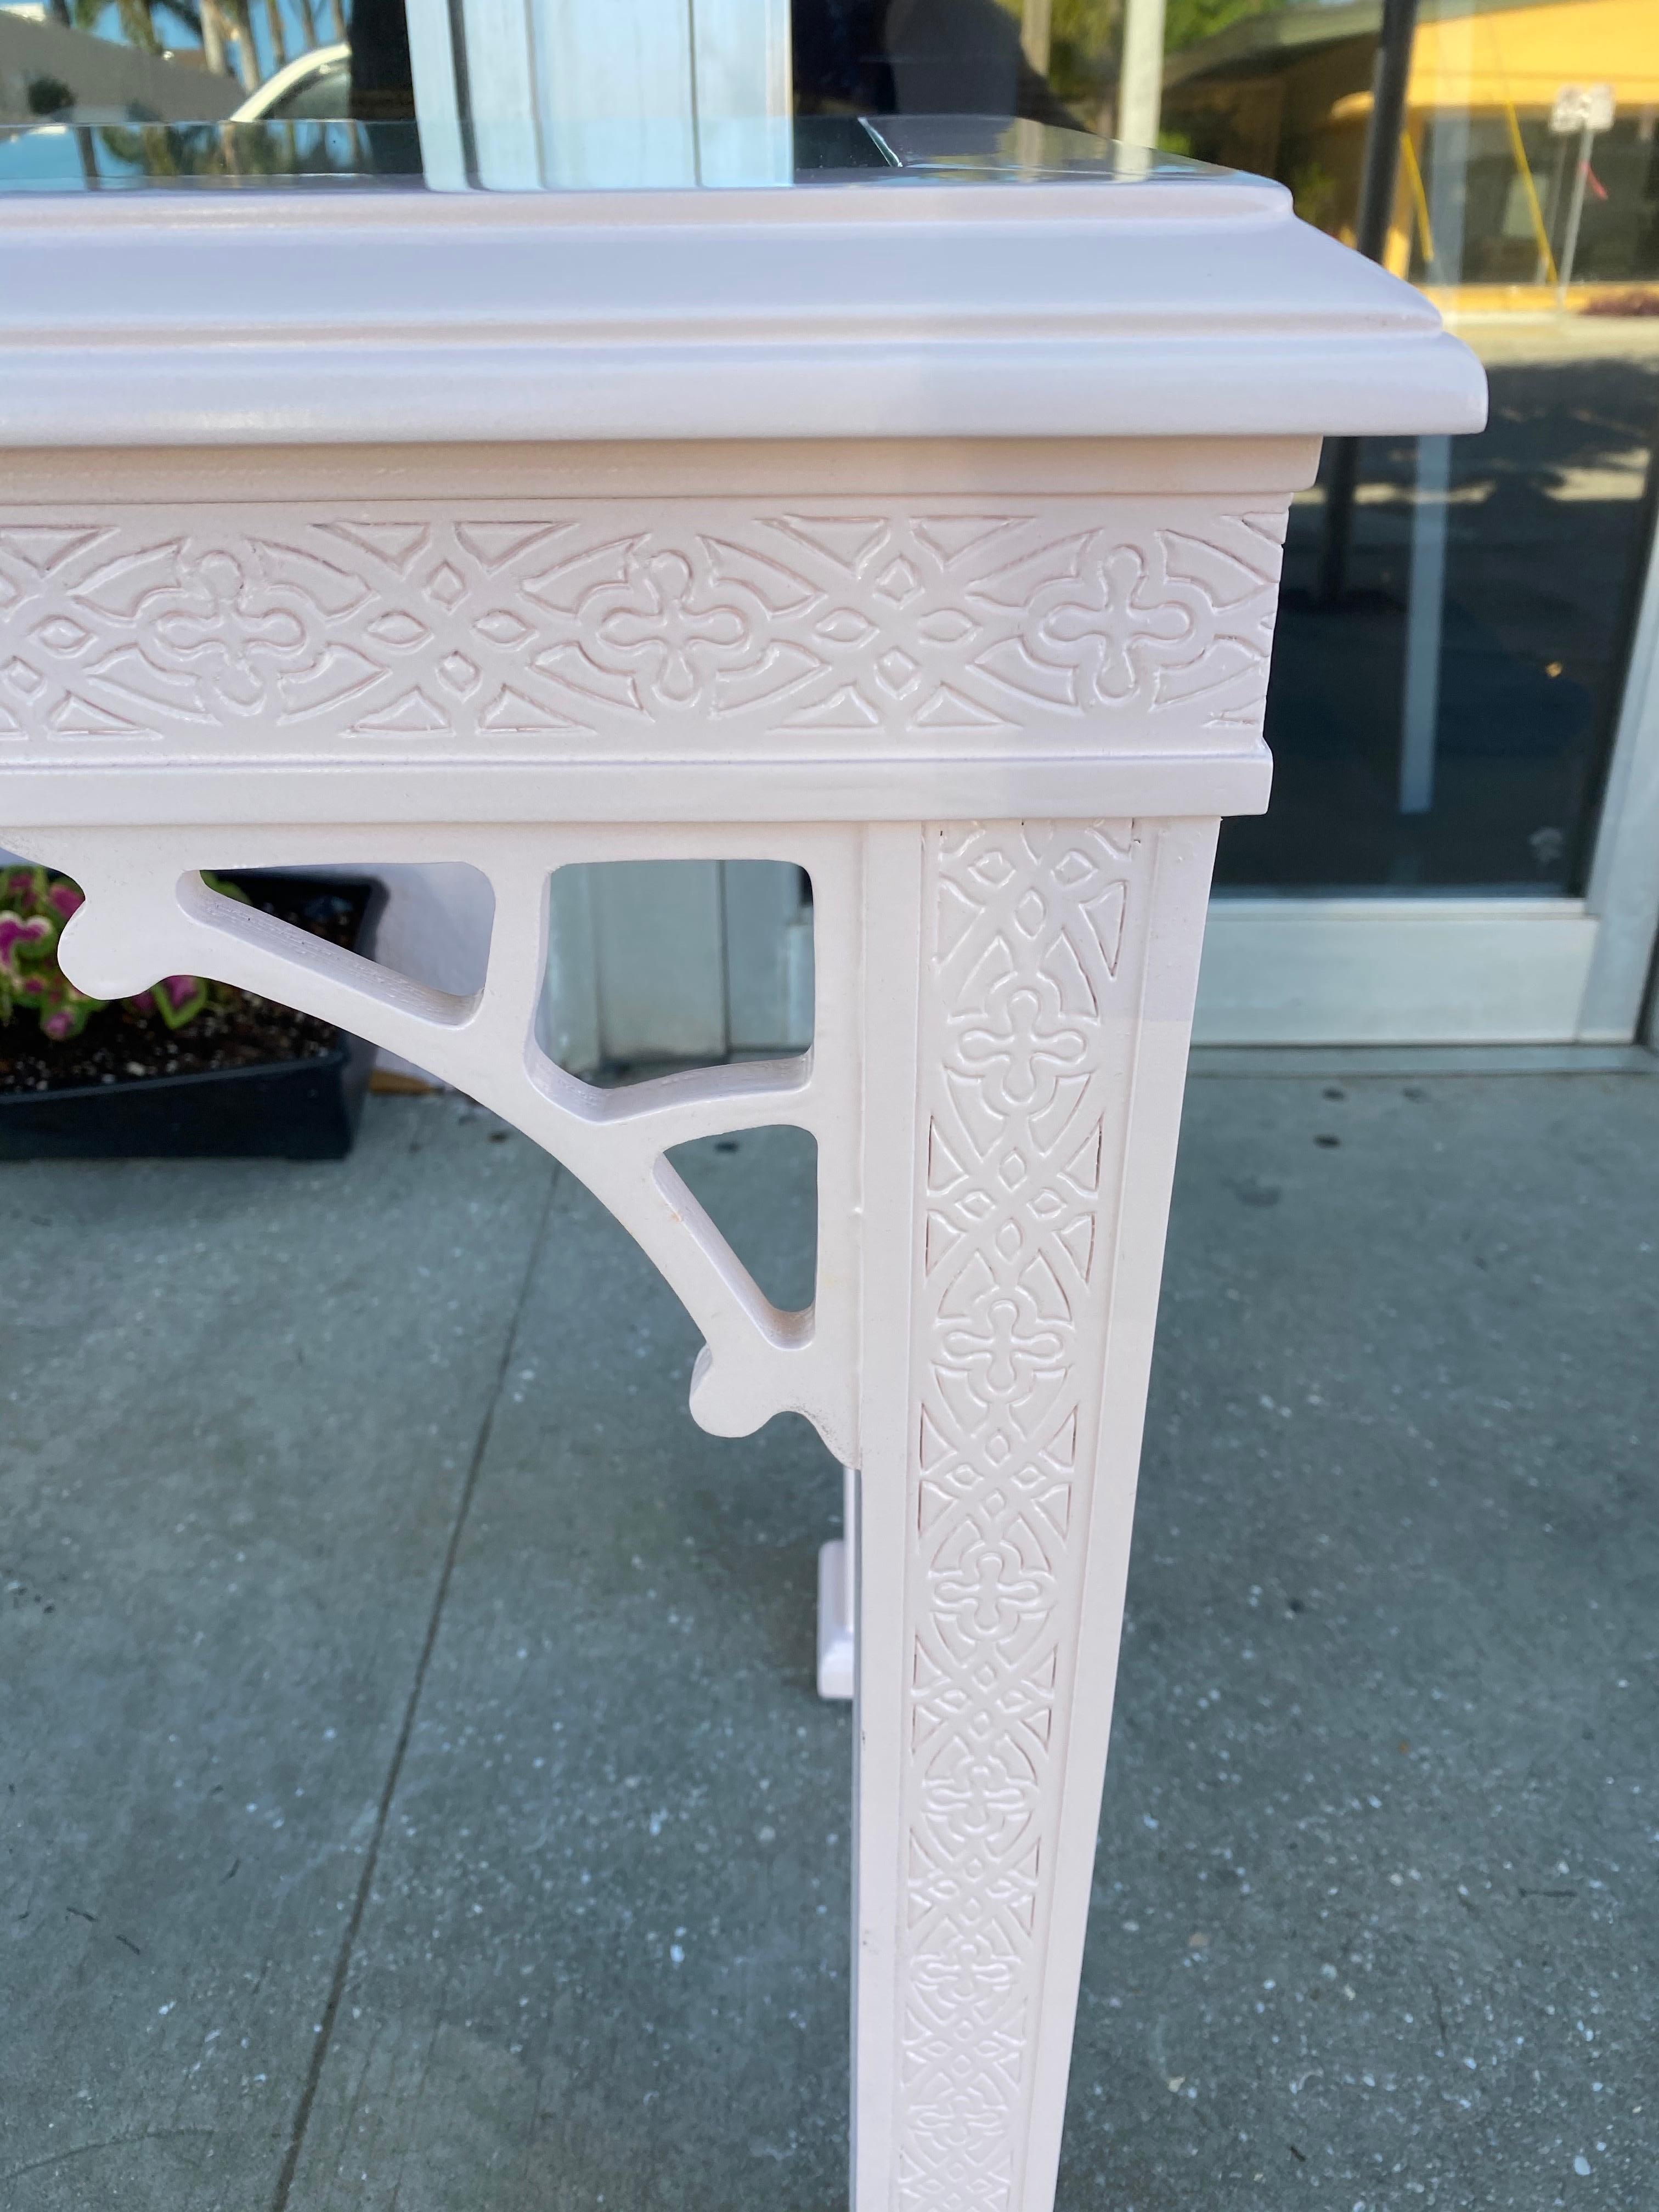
(2, 1073, 1656, 2211)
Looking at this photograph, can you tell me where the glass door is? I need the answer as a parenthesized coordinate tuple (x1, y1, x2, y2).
(1156, 0, 1659, 1043)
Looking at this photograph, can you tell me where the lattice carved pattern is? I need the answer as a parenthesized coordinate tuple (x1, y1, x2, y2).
(897, 820, 1144, 2212)
(0, 507, 1284, 754)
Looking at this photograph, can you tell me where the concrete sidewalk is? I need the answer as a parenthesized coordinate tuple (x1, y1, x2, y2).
(2, 1073, 1656, 2211)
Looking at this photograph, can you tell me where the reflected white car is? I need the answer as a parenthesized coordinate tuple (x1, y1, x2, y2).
(229, 42, 351, 123)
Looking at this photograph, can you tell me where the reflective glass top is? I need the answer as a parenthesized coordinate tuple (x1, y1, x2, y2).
(0, 0, 1215, 196)
(0, 109, 1206, 193)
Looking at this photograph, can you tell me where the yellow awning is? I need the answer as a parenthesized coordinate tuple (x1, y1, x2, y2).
(1406, 0, 1659, 114)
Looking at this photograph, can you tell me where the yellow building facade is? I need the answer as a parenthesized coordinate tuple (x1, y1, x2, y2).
(1164, 0, 1659, 304)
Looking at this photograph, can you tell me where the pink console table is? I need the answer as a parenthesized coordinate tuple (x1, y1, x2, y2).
(0, 129, 1482, 2210)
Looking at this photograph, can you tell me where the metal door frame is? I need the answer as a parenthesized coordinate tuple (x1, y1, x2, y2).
(1193, 489, 1659, 1049)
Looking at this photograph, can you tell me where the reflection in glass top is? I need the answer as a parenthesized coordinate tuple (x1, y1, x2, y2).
(0, 0, 1214, 195)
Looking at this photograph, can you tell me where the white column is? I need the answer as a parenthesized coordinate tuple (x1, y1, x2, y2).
(403, 0, 792, 192)
(542, 862, 601, 1073)
(589, 855, 728, 1063)
(458, 0, 545, 188)
(691, 0, 793, 187)
(853, 815, 1218, 2212)
(533, 0, 698, 189)
(1116, 0, 1167, 151)
(725, 860, 814, 1053)
(817, 1463, 858, 1700)
(402, 0, 469, 190)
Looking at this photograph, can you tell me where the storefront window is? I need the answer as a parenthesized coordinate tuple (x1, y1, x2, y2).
(1159, 0, 1659, 894)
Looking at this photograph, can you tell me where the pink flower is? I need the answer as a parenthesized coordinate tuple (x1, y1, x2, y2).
(0, 910, 53, 978)
(0, 874, 108, 1041)
(151, 974, 209, 1029)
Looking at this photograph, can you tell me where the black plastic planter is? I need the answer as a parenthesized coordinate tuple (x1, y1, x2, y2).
(0, 873, 386, 1163)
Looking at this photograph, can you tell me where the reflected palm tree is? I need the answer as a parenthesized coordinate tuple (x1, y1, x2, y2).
(91, 115, 365, 181)
(66, 0, 267, 94)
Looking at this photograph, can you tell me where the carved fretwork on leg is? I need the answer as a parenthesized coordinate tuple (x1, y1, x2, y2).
(855, 817, 1220, 2212)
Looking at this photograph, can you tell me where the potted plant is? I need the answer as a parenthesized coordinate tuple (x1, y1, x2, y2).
(0, 865, 385, 1161)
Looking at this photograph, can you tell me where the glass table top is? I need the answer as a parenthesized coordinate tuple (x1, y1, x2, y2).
(0, 108, 1211, 195)
(0, 0, 1242, 198)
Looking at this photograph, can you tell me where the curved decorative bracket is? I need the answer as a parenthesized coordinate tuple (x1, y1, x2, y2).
(30, 823, 860, 1464)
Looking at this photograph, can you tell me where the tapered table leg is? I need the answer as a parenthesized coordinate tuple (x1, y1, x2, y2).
(852, 815, 1220, 2212)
